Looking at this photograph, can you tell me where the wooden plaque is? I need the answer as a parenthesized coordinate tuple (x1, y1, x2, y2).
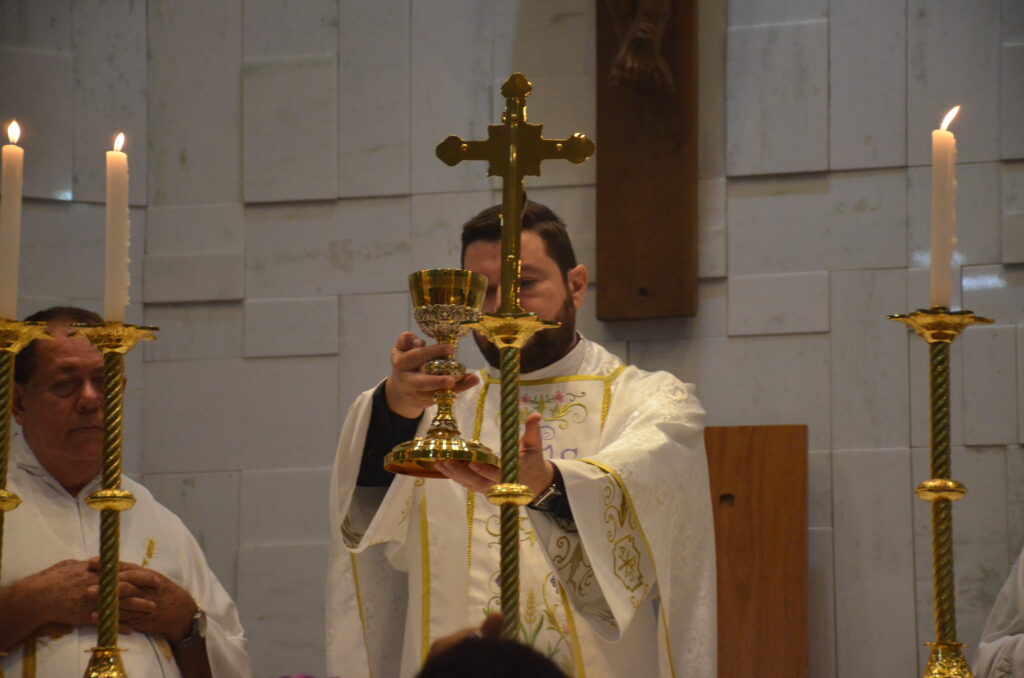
(595, 0, 699, 319)
(705, 425, 809, 678)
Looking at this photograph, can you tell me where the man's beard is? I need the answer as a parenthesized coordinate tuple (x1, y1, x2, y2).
(473, 294, 578, 373)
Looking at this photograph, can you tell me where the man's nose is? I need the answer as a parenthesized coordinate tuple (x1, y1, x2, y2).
(77, 379, 104, 410)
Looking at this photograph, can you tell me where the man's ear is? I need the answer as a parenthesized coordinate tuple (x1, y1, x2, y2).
(12, 383, 26, 425)
(567, 265, 588, 309)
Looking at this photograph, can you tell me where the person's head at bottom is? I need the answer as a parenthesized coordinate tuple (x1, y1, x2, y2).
(416, 635, 568, 678)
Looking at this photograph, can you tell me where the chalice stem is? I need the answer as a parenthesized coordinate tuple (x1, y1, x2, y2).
(427, 388, 459, 438)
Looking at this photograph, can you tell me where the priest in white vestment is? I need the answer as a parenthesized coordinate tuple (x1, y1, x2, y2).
(974, 546, 1024, 677)
(326, 203, 716, 678)
(0, 307, 250, 678)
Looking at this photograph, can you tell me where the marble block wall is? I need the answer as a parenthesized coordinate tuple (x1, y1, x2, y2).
(2, 1, 1023, 676)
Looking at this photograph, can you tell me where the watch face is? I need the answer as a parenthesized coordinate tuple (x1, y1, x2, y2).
(195, 609, 207, 638)
(531, 484, 561, 510)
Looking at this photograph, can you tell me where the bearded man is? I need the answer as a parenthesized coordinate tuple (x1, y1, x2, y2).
(326, 202, 716, 678)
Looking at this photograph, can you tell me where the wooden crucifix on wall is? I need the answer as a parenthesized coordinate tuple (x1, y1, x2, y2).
(596, 0, 699, 319)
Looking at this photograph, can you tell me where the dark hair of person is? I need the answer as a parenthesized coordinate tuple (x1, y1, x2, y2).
(460, 200, 578, 278)
(14, 306, 103, 384)
(416, 636, 568, 678)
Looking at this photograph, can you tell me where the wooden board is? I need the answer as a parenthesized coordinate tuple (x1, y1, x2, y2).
(705, 425, 808, 678)
(595, 0, 699, 320)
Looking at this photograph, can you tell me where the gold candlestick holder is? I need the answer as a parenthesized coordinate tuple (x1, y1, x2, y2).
(73, 321, 157, 678)
(437, 72, 594, 638)
(0, 319, 50, 678)
(888, 306, 992, 678)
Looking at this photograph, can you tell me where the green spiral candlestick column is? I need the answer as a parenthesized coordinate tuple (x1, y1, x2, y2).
(0, 319, 49, 678)
(497, 346, 526, 635)
(74, 321, 156, 678)
(889, 307, 992, 678)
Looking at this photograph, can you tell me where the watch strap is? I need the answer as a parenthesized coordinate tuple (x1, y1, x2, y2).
(170, 608, 206, 651)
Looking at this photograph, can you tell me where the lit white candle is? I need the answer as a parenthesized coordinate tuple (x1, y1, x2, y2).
(104, 132, 130, 322)
(930, 106, 960, 309)
(1, 121, 24, 319)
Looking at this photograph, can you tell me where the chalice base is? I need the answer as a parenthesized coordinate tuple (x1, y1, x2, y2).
(384, 437, 498, 478)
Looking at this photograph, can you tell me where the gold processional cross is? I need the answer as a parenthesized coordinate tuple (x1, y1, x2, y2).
(435, 72, 594, 639)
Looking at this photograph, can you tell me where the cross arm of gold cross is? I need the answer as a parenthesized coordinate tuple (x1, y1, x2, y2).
(435, 74, 594, 178)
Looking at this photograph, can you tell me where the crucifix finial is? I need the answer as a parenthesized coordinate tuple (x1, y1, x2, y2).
(436, 73, 595, 315)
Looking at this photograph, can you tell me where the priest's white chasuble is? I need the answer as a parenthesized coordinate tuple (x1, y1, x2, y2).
(327, 339, 716, 678)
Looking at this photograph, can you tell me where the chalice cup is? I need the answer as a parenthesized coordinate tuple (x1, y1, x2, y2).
(384, 269, 499, 478)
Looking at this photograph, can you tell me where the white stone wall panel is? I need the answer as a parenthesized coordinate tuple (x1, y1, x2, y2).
(630, 333, 831, 449)
(726, 20, 828, 176)
(338, 0, 411, 198)
(962, 325, 1018, 446)
(147, 0, 242, 205)
(239, 468, 331, 545)
(245, 198, 411, 298)
(144, 252, 245, 304)
(410, 1, 493, 194)
(833, 447, 918, 678)
(728, 271, 829, 336)
(236, 542, 327, 678)
(0, 45, 73, 201)
(142, 356, 339, 473)
(244, 297, 340, 358)
(242, 55, 339, 203)
(829, 0, 907, 170)
(71, 0, 147, 205)
(727, 170, 908, 275)
(143, 302, 244, 362)
(907, 0, 1001, 165)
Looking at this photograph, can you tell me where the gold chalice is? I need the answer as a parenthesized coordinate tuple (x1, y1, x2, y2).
(384, 269, 499, 477)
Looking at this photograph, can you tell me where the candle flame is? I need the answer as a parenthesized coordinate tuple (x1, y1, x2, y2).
(940, 106, 960, 131)
(113, 132, 125, 152)
(7, 120, 20, 145)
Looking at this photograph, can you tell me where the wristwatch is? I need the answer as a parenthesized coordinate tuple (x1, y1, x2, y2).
(528, 477, 565, 512)
(170, 608, 207, 651)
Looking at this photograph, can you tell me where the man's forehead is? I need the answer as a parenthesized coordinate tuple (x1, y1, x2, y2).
(466, 232, 558, 270)
(37, 333, 103, 369)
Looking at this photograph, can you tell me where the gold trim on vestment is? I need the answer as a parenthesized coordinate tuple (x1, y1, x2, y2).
(600, 365, 624, 427)
(579, 459, 676, 678)
(472, 375, 491, 439)
(558, 582, 586, 677)
(466, 376, 491, 587)
(481, 366, 626, 388)
(660, 606, 677, 678)
(419, 494, 431, 664)
(349, 553, 373, 678)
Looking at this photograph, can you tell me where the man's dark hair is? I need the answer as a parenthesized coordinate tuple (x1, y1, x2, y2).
(14, 306, 103, 384)
(460, 200, 578, 278)
(416, 636, 568, 678)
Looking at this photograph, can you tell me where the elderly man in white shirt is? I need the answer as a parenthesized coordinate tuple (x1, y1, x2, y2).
(0, 306, 251, 678)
